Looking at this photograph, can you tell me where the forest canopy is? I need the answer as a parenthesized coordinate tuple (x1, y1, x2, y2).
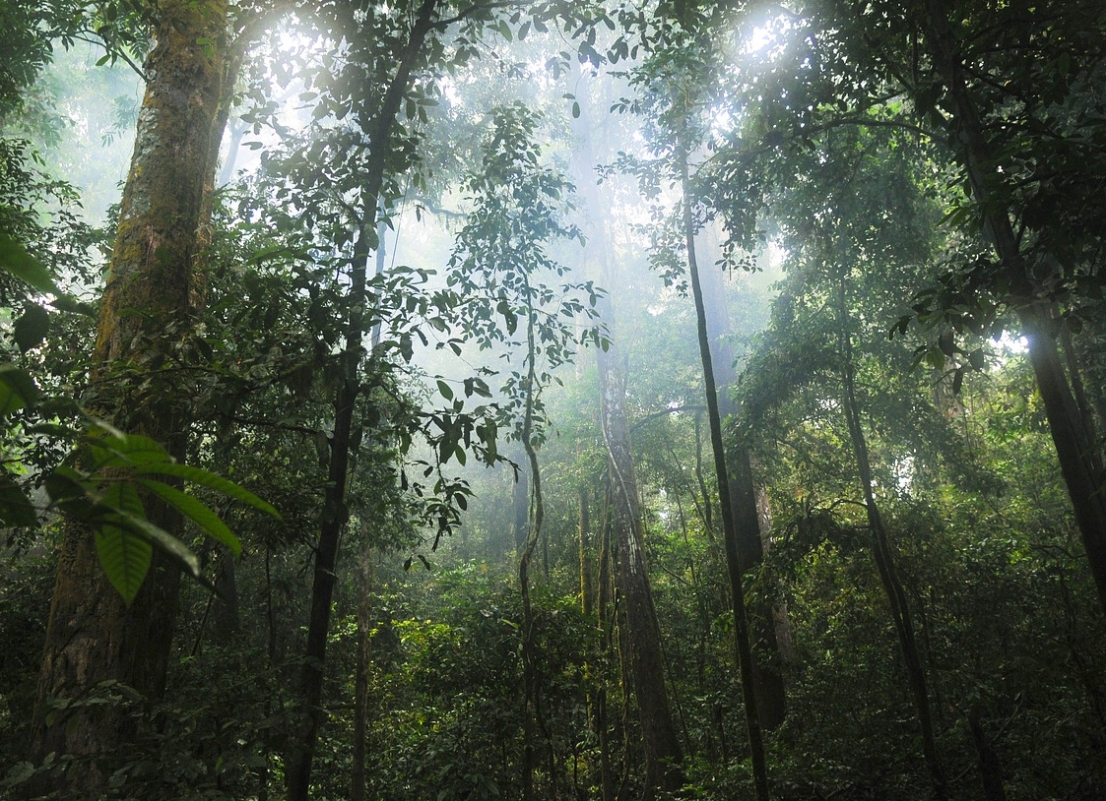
(1, 1, 1104, 800)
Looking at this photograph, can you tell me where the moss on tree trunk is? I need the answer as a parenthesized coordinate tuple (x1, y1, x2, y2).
(30, 1, 229, 796)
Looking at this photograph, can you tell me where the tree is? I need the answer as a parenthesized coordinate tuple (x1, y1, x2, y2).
(30, 0, 234, 796)
(569, 70, 686, 798)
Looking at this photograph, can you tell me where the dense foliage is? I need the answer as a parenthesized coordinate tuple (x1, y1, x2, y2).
(2, 1, 1104, 800)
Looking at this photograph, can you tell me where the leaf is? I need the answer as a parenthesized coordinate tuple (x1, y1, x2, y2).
(111, 509, 201, 579)
(87, 430, 173, 469)
(138, 479, 242, 557)
(0, 235, 61, 295)
(95, 524, 153, 605)
(95, 480, 153, 603)
(0, 365, 39, 416)
(0, 476, 38, 527)
(437, 379, 454, 401)
(50, 295, 96, 317)
(14, 304, 49, 352)
(132, 462, 280, 518)
(572, 101, 581, 119)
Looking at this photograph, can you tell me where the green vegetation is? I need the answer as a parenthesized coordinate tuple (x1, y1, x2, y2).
(2, 1, 1105, 799)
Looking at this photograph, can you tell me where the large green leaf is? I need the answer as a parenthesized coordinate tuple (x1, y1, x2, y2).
(109, 508, 201, 579)
(133, 462, 281, 518)
(86, 427, 174, 469)
(95, 479, 152, 603)
(0, 235, 61, 296)
(13, 303, 49, 352)
(94, 523, 153, 605)
(138, 478, 242, 557)
(0, 365, 39, 416)
(0, 475, 38, 527)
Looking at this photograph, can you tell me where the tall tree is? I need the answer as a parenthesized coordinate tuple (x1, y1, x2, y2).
(569, 72, 686, 797)
(283, 1, 444, 795)
(696, 227, 788, 731)
(30, 0, 232, 795)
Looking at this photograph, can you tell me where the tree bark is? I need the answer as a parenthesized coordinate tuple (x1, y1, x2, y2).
(30, 2, 230, 796)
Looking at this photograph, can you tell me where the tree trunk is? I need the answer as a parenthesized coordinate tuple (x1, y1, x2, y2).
(837, 278, 946, 799)
(922, 0, 1106, 615)
(283, 4, 440, 797)
(30, 2, 229, 796)
(696, 226, 788, 731)
(570, 76, 683, 796)
(679, 147, 770, 801)
(351, 551, 373, 801)
(596, 297, 685, 798)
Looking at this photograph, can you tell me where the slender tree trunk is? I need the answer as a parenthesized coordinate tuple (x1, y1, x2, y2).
(697, 227, 787, 731)
(514, 447, 531, 552)
(968, 706, 1007, 801)
(678, 146, 770, 801)
(922, 0, 1106, 615)
(836, 278, 946, 799)
(351, 550, 373, 801)
(519, 290, 545, 801)
(284, 3, 441, 797)
(570, 78, 684, 797)
(597, 505, 616, 801)
(30, 3, 230, 796)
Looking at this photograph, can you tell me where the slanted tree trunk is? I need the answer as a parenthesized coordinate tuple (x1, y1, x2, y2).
(922, 0, 1106, 615)
(836, 277, 946, 800)
(697, 228, 787, 731)
(29, 2, 230, 796)
(678, 145, 770, 801)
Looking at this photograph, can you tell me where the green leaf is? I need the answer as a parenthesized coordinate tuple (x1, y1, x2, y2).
(95, 524, 153, 605)
(95, 480, 153, 603)
(132, 462, 280, 518)
(13, 304, 49, 352)
(0, 235, 61, 295)
(137, 478, 242, 557)
(437, 379, 454, 401)
(0, 476, 38, 527)
(110, 509, 201, 579)
(0, 365, 39, 416)
(87, 429, 174, 469)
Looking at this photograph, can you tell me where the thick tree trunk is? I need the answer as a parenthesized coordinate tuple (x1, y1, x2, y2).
(284, 4, 440, 797)
(922, 0, 1106, 615)
(596, 300, 685, 798)
(29, 2, 229, 796)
